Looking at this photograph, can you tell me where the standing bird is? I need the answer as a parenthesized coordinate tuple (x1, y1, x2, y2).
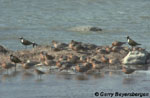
(1, 62, 15, 74)
(10, 54, 22, 71)
(127, 36, 141, 50)
(19, 37, 34, 49)
(34, 69, 45, 79)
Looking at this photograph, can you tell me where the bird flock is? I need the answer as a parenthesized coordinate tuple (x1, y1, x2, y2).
(0, 36, 142, 78)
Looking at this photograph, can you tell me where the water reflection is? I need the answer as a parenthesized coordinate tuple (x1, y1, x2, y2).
(105, 70, 123, 77)
(75, 75, 89, 81)
(35, 78, 44, 82)
(56, 73, 73, 80)
(1, 71, 20, 82)
(22, 72, 34, 80)
(92, 73, 105, 79)
(122, 77, 136, 85)
(0, 69, 4, 75)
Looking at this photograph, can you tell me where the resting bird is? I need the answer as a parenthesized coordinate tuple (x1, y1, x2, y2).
(112, 41, 126, 47)
(10, 54, 22, 71)
(127, 36, 141, 49)
(41, 52, 54, 60)
(19, 37, 33, 48)
(122, 67, 135, 75)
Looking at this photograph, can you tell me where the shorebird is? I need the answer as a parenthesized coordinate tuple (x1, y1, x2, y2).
(122, 67, 135, 75)
(112, 41, 126, 47)
(75, 63, 92, 73)
(44, 60, 56, 66)
(127, 36, 141, 50)
(19, 37, 34, 48)
(10, 54, 22, 71)
(67, 55, 80, 64)
(34, 69, 45, 79)
(22, 60, 38, 70)
(59, 62, 73, 71)
(1, 62, 15, 74)
(41, 52, 54, 60)
(52, 40, 68, 49)
(100, 55, 109, 63)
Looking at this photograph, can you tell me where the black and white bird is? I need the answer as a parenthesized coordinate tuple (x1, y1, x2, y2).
(10, 54, 22, 71)
(127, 36, 141, 49)
(19, 37, 34, 48)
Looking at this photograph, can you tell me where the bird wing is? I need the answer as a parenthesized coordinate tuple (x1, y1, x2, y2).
(23, 39, 33, 45)
(129, 39, 141, 45)
(14, 56, 22, 62)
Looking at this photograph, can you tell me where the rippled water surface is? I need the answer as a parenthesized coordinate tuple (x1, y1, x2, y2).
(0, 0, 150, 50)
(0, 70, 150, 98)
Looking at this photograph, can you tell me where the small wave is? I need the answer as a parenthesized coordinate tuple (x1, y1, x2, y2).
(68, 25, 102, 32)
(140, 16, 150, 19)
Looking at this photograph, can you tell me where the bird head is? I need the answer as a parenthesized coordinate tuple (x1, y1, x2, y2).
(52, 40, 58, 44)
(10, 54, 13, 57)
(126, 36, 130, 39)
(41, 51, 47, 55)
(19, 37, 23, 39)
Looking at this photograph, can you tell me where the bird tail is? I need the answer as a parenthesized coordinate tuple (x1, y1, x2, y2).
(32, 42, 38, 48)
(137, 43, 141, 45)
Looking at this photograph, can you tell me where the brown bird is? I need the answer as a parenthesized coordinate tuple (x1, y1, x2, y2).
(10, 54, 22, 71)
(79, 56, 87, 63)
(52, 40, 68, 49)
(40, 52, 46, 62)
(2, 62, 15, 74)
(122, 67, 135, 75)
(75, 63, 92, 73)
(67, 55, 80, 64)
(59, 62, 73, 71)
(34, 69, 45, 79)
(100, 55, 109, 63)
(41, 52, 54, 60)
(44, 60, 56, 66)
(112, 41, 126, 47)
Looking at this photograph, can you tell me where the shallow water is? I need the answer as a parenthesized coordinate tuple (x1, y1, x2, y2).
(0, 0, 150, 50)
(0, 70, 150, 98)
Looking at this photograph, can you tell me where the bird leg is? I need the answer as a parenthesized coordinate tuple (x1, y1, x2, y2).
(6, 69, 8, 74)
(14, 63, 16, 71)
(39, 75, 41, 80)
